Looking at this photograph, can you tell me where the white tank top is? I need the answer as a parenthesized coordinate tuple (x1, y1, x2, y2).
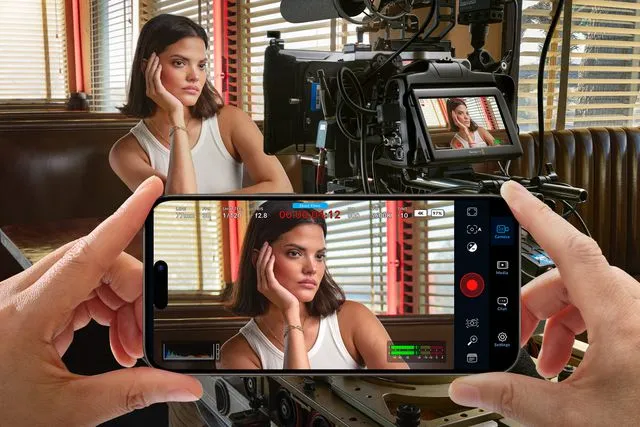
(239, 311, 364, 370)
(130, 115, 243, 193)
(452, 130, 488, 149)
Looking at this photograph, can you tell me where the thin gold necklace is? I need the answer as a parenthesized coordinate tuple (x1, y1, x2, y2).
(145, 116, 192, 145)
(259, 315, 310, 349)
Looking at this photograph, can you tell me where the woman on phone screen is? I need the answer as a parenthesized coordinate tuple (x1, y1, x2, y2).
(219, 200, 409, 370)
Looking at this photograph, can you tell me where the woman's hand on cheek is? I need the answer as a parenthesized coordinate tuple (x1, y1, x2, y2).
(145, 52, 184, 119)
(452, 113, 461, 129)
(256, 243, 299, 314)
(454, 114, 471, 139)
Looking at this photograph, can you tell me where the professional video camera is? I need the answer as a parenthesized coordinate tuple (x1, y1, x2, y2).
(263, 0, 587, 210)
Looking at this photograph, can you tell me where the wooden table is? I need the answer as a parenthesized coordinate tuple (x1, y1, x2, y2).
(0, 217, 143, 269)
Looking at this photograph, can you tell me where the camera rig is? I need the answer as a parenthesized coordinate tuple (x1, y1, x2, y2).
(264, 0, 588, 224)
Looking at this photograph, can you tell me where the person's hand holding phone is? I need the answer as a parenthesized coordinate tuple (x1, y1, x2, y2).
(0, 177, 202, 426)
(449, 180, 640, 426)
(144, 52, 185, 124)
(256, 242, 300, 317)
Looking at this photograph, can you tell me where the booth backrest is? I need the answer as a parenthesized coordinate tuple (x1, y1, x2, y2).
(0, 119, 133, 226)
(0, 116, 303, 227)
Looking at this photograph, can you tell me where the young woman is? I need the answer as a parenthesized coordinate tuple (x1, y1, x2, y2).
(447, 98, 495, 149)
(109, 14, 293, 194)
(218, 200, 408, 370)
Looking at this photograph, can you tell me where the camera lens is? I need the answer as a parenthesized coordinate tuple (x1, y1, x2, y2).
(155, 261, 167, 272)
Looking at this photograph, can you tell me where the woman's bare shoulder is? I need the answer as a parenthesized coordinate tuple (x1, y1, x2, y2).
(216, 104, 245, 120)
(338, 300, 370, 313)
(216, 105, 259, 135)
(110, 132, 149, 164)
(477, 127, 495, 144)
(211, 105, 250, 161)
(335, 300, 387, 365)
(219, 332, 261, 369)
(337, 300, 376, 325)
(216, 105, 243, 131)
(221, 332, 251, 351)
(477, 126, 492, 136)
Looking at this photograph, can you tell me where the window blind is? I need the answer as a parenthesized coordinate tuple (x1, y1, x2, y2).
(518, 0, 563, 131)
(419, 99, 448, 128)
(324, 200, 387, 314)
(153, 200, 225, 294)
(89, 0, 136, 112)
(564, 0, 640, 128)
(415, 200, 455, 314)
(518, 0, 640, 131)
(490, 98, 504, 130)
(0, 0, 68, 102)
(238, 0, 370, 121)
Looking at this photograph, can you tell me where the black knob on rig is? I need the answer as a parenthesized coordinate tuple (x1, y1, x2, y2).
(276, 389, 299, 427)
(303, 377, 316, 394)
(309, 412, 331, 427)
(243, 377, 258, 398)
(396, 403, 421, 426)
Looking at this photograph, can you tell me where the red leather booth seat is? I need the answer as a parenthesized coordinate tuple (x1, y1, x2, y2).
(510, 128, 640, 279)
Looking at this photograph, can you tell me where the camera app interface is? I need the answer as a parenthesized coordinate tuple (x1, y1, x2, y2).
(418, 96, 512, 151)
(151, 198, 519, 372)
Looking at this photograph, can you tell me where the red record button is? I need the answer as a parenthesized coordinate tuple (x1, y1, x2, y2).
(460, 272, 485, 298)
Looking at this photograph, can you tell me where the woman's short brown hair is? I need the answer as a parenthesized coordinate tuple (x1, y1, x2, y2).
(224, 200, 345, 317)
(446, 98, 479, 132)
(119, 14, 223, 118)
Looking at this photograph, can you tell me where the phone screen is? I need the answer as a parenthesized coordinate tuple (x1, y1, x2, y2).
(144, 195, 520, 374)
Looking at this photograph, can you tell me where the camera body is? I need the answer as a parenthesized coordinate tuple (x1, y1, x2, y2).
(263, 43, 523, 183)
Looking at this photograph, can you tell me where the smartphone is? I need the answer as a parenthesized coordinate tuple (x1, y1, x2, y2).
(143, 194, 520, 375)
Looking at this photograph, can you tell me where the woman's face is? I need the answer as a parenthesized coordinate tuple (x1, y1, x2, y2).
(270, 223, 327, 303)
(453, 104, 471, 129)
(156, 36, 207, 107)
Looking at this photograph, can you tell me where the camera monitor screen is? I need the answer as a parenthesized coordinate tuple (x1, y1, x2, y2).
(145, 195, 520, 374)
(418, 96, 511, 151)
(410, 87, 522, 165)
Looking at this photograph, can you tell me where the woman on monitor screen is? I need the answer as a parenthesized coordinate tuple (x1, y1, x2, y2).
(109, 14, 292, 195)
(219, 200, 408, 370)
(447, 98, 495, 149)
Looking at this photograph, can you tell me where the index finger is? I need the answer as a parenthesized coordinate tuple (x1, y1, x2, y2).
(500, 180, 617, 323)
(22, 176, 163, 327)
